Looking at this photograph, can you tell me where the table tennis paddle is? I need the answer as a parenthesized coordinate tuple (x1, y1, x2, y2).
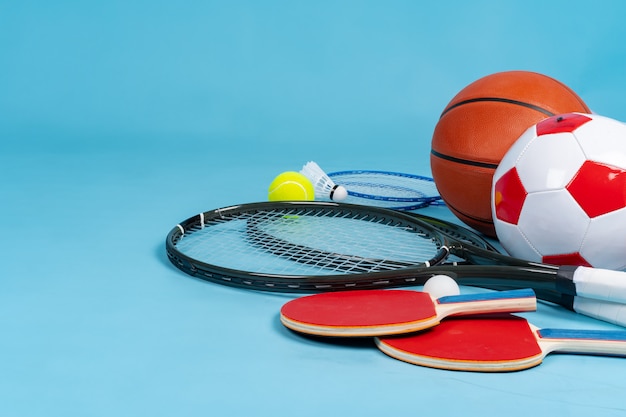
(280, 288, 536, 337)
(375, 314, 626, 372)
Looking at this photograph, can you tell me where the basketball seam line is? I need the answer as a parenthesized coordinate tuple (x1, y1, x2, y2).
(446, 200, 493, 226)
(430, 149, 499, 169)
(440, 97, 556, 118)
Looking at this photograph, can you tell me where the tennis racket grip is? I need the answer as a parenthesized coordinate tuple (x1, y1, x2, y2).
(537, 328, 626, 356)
(564, 266, 626, 303)
(573, 297, 626, 327)
(436, 288, 536, 317)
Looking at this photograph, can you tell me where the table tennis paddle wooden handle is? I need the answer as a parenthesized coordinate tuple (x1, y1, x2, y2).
(435, 289, 537, 318)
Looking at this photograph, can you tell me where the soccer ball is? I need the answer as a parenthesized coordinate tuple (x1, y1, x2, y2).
(492, 112, 626, 270)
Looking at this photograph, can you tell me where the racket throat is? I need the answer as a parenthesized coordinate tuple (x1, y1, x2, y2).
(555, 265, 582, 296)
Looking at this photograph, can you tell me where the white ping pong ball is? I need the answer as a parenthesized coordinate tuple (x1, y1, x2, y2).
(423, 275, 461, 299)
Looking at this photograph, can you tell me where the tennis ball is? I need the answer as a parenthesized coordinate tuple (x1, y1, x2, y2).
(268, 171, 315, 201)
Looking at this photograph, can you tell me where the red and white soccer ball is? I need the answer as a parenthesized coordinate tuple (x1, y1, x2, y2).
(492, 112, 626, 270)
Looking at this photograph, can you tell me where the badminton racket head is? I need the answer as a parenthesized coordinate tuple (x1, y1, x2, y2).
(326, 170, 443, 210)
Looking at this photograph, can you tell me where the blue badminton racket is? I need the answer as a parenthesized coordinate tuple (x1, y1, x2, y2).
(326, 169, 444, 210)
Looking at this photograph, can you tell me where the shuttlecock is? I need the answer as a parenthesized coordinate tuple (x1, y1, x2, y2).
(300, 161, 348, 201)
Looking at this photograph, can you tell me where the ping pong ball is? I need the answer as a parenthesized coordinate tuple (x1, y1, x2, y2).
(423, 275, 460, 299)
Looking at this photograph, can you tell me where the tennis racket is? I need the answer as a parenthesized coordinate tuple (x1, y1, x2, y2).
(165, 201, 626, 325)
(326, 169, 443, 210)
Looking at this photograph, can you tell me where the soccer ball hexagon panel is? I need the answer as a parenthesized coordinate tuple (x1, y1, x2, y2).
(492, 113, 626, 270)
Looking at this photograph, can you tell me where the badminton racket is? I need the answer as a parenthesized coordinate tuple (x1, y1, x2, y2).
(165, 201, 626, 325)
(326, 169, 443, 210)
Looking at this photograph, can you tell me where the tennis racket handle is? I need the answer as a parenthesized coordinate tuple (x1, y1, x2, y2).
(574, 297, 626, 328)
(566, 266, 626, 303)
(437, 288, 537, 316)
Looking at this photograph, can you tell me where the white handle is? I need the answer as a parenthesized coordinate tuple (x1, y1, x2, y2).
(574, 296, 626, 327)
(573, 266, 626, 304)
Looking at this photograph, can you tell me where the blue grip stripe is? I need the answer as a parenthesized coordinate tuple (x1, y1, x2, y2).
(437, 288, 535, 304)
(538, 328, 626, 341)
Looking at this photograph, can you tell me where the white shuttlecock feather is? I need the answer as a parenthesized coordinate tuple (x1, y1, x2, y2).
(300, 161, 348, 201)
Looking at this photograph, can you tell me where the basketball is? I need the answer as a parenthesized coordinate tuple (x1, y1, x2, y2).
(430, 71, 591, 237)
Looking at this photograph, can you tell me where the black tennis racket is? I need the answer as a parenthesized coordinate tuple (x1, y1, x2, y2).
(326, 169, 444, 210)
(165, 201, 626, 325)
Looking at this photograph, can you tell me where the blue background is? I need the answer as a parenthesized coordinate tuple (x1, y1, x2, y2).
(3, 1, 626, 416)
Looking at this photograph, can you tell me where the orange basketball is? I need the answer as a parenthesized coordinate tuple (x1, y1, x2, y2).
(430, 71, 590, 237)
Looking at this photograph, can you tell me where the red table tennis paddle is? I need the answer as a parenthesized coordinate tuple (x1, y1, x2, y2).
(280, 288, 536, 337)
(376, 314, 626, 372)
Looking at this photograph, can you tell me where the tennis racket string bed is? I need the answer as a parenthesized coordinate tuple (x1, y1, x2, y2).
(166, 201, 626, 325)
(168, 201, 490, 286)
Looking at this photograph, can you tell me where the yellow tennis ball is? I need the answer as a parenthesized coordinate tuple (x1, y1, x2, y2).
(268, 171, 315, 201)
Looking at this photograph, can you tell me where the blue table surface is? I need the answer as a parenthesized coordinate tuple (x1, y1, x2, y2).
(3, 2, 626, 416)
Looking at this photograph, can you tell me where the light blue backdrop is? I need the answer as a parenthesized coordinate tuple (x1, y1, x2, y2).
(3, 1, 626, 416)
